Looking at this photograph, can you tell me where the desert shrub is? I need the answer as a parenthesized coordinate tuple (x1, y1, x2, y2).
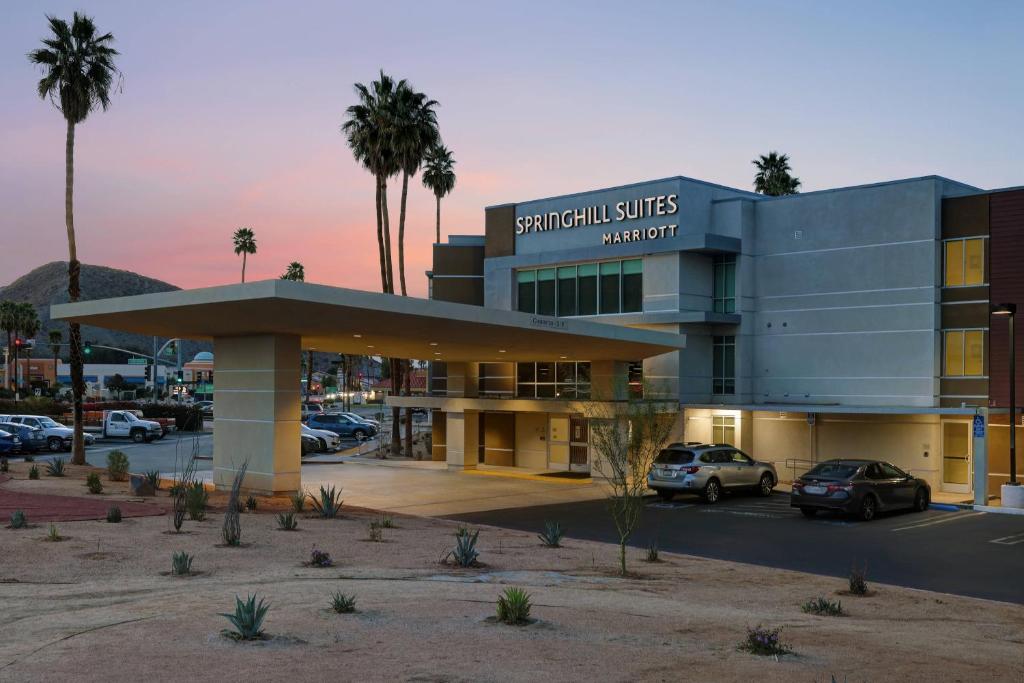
(47, 523, 61, 542)
(330, 592, 357, 613)
(849, 564, 868, 595)
(310, 485, 343, 518)
(290, 490, 306, 512)
(276, 512, 298, 531)
(645, 541, 660, 563)
(23, 453, 34, 462)
(106, 505, 122, 523)
(144, 469, 161, 490)
(86, 472, 103, 494)
(739, 625, 791, 656)
(245, 495, 257, 511)
(171, 551, 194, 576)
(185, 481, 208, 521)
(447, 528, 480, 568)
(801, 596, 843, 616)
(537, 520, 564, 548)
(308, 545, 333, 567)
(45, 458, 67, 477)
(28, 465, 39, 480)
(496, 587, 532, 625)
(222, 462, 248, 547)
(367, 521, 383, 542)
(380, 514, 395, 529)
(220, 594, 269, 640)
(1, 457, 8, 473)
(107, 450, 130, 481)
(9, 510, 27, 529)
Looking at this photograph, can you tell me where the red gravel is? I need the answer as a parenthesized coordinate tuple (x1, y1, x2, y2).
(0, 489, 164, 522)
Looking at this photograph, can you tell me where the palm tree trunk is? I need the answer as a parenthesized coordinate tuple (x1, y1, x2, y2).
(4, 331, 10, 391)
(65, 119, 86, 466)
(436, 194, 441, 245)
(307, 350, 314, 400)
(398, 172, 409, 296)
(241, 252, 247, 283)
(381, 179, 395, 294)
(375, 175, 388, 293)
(404, 360, 413, 458)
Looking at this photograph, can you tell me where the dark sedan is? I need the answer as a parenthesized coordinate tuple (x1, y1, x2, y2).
(0, 429, 23, 455)
(791, 459, 930, 521)
(0, 422, 46, 453)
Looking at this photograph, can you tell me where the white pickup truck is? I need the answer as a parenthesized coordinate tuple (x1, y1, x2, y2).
(95, 410, 165, 443)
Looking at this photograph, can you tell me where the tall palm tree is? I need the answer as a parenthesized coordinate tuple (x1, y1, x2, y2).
(280, 261, 305, 281)
(233, 227, 257, 282)
(29, 11, 119, 464)
(752, 151, 801, 196)
(49, 329, 63, 386)
(13, 303, 40, 395)
(422, 143, 457, 245)
(0, 301, 16, 391)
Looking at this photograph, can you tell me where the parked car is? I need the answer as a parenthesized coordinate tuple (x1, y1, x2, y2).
(0, 429, 23, 454)
(0, 421, 46, 454)
(301, 423, 342, 452)
(306, 413, 377, 440)
(301, 402, 325, 421)
(791, 459, 930, 521)
(331, 411, 380, 428)
(647, 443, 777, 503)
(301, 432, 322, 456)
(0, 415, 95, 452)
(98, 410, 164, 443)
(194, 400, 214, 417)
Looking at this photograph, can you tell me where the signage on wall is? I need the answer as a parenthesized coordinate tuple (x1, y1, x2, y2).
(516, 194, 679, 246)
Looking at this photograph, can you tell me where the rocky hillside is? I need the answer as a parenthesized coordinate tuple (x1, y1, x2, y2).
(0, 262, 208, 361)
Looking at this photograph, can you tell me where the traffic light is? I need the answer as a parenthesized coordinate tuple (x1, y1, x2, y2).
(165, 340, 176, 356)
(13, 338, 23, 349)
(176, 370, 184, 383)
(145, 364, 152, 381)
(83, 341, 92, 356)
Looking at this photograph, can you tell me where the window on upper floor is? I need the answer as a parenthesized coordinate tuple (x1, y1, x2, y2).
(713, 254, 736, 313)
(515, 259, 642, 317)
(515, 361, 590, 399)
(943, 329, 985, 377)
(943, 238, 985, 287)
(713, 335, 736, 395)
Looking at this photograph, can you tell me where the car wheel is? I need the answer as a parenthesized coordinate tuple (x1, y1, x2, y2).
(800, 507, 817, 518)
(702, 478, 721, 504)
(317, 438, 327, 452)
(353, 429, 367, 440)
(758, 473, 774, 497)
(913, 487, 929, 512)
(858, 495, 878, 522)
(48, 437, 64, 452)
(131, 430, 146, 444)
(657, 490, 675, 502)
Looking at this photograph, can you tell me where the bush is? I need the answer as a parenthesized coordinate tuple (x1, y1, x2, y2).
(644, 541, 660, 563)
(380, 514, 395, 529)
(28, 465, 39, 480)
(290, 490, 306, 512)
(310, 485, 343, 518)
(801, 596, 843, 616)
(47, 523, 61, 542)
(86, 472, 103, 494)
(220, 594, 269, 640)
(245, 495, 257, 512)
(537, 520, 564, 548)
(185, 481, 208, 521)
(496, 587, 532, 625)
(276, 512, 298, 531)
(308, 545, 333, 567)
(22, 453, 34, 462)
(739, 625, 791, 656)
(367, 521, 383, 542)
(9, 510, 27, 529)
(0, 457, 8, 473)
(107, 450, 130, 481)
(447, 528, 480, 568)
(106, 505, 122, 523)
(45, 458, 67, 477)
(171, 551, 193, 576)
(330, 592, 357, 614)
(144, 469, 161, 490)
(849, 563, 868, 595)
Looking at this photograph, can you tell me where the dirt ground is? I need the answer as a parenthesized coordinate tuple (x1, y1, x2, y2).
(0, 464, 1022, 682)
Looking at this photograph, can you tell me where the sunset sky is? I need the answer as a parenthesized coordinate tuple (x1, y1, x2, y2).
(3, 1, 1023, 297)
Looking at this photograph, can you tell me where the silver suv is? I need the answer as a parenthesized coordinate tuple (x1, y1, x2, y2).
(647, 443, 777, 503)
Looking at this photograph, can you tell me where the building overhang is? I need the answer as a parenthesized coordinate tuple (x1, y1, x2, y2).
(51, 280, 685, 362)
(684, 402, 993, 416)
(388, 395, 682, 415)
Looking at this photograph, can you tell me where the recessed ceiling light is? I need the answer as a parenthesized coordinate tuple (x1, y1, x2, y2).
(498, 349, 506, 353)
(433, 351, 441, 355)
(353, 334, 362, 338)
(560, 355, 567, 359)
(367, 345, 374, 349)
(428, 342, 438, 346)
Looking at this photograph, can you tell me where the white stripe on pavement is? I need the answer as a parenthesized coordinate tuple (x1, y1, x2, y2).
(891, 511, 985, 532)
(989, 532, 1024, 545)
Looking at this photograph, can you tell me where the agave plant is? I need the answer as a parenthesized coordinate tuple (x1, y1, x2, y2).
(496, 587, 532, 625)
(9, 510, 27, 529)
(220, 594, 270, 640)
(171, 551, 193, 576)
(330, 592, 357, 614)
(447, 528, 480, 567)
(45, 458, 67, 477)
(309, 485, 343, 518)
(537, 520, 564, 548)
(28, 465, 39, 480)
(276, 512, 298, 531)
(144, 469, 161, 490)
(47, 523, 62, 542)
(245, 495, 257, 511)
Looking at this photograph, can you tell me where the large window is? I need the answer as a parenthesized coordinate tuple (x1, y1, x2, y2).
(516, 361, 590, 399)
(430, 361, 447, 395)
(944, 238, 985, 287)
(516, 259, 642, 317)
(944, 329, 985, 377)
(712, 415, 735, 445)
(713, 254, 736, 313)
(627, 360, 644, 399)
(713, 335, 736, 395)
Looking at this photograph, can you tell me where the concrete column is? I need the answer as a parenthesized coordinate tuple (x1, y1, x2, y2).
(445, 410, 479, 470)
(445, 362, 478, 398)
(972, 409, 988, 507)
(213, 334, 301, 494)
(590, 360, 629, 401)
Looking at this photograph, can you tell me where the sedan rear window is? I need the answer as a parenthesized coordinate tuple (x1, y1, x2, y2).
(655, 449, 694, 465)
(804, 463, 859, 479)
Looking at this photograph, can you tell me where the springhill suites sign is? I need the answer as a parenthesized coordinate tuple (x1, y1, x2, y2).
(515, 194, 679, 245)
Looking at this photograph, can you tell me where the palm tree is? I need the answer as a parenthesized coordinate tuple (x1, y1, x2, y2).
(422, 143, 457, 245)
(28, 12, 119, 464)
(280, 262, 305, 281)
(49, 329, 63, 385)
(752, 151, 801, 196)
(0, 301, 16, 391)
(232, 227, 257, 282)
(13, 303, 40, 395)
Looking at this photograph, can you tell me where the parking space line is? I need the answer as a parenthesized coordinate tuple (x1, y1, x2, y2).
(989, 532, 1024, 545)
(891, 511, 985, 532)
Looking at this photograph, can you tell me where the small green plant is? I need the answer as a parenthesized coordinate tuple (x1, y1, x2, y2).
(107, 450, 130, 482)
(45, 457, 67, 477)
(290, 490, 306, 512)
(849, 563, 868, 595)
(308, 544, 333, 567)
(644, 541, 660, 563)
(244, 495, 257, 511)
(368, 521, 384, 542)
(220, 594, 269, 641)
(144, 469, 161, 490)
(46, 523, 62, 542)
(276, 512, 298, 531)
(171, 551, 194, 576)
(22, 453, 34, 462)
(380, 514, 395, 529)
(330, 592, 357, 614)
(309, 485, 343, 518)
(537, 520, 564, 548)
(1, 457, 9, 473)
(86, 471, 103, 494)
(496, 587, 532, 625)
(446, 527, 480, 567)
(106, 505, 122, 523)
(739, 625, 791, 656)
(9, 510, 27, 529)
(28, 465, 39, 480)
(801, 596, 844, 616)
(185, 481, 208, 521)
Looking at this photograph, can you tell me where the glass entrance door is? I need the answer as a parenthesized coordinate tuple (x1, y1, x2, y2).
(548, 416, 570, 471)
(941, 421, 971, 493)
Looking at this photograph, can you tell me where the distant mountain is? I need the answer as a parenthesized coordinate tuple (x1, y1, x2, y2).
(0, 262, 209, 361)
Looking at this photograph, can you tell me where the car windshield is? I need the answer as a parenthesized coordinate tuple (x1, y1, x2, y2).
(804, 463, 859, 479)
(37, 417, 63, 428)
(123, 412, 140, 422)
(655, 449, 695, 465)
